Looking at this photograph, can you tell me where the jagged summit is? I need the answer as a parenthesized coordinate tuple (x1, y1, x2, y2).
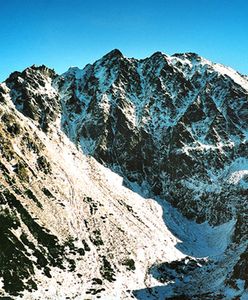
(172, 52, 202, 59)
(99, 48, 125, 63)
(4, 63, 59, 132)
(0, 49, 248, 299)
(148, 51, 167, 59)
(27, 64, 55, 73)
(14, 49, 246, 86)
(104, 48, 124, 57)
(5, 64, 56, 83)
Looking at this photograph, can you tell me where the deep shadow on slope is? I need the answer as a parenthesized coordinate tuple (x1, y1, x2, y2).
(125, 185, 236, 299)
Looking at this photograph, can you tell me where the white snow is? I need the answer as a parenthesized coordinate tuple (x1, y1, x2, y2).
(163, 200, 236, 257)
(225, 158, 248, 187)
(213, 64, 248, 92)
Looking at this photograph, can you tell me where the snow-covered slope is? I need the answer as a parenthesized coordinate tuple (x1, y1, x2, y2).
(0, 50, 247, 299)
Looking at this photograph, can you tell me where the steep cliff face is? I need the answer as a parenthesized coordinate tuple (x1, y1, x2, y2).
(5, 65, 60, 132)
(0, 50, 247, 299)
(57, 50, 248, 225)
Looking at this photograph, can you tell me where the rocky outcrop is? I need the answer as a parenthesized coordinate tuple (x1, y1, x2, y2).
(5, 65, 60, 132)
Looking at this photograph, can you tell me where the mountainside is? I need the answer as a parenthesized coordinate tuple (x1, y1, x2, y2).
(0, 50, 248, 299)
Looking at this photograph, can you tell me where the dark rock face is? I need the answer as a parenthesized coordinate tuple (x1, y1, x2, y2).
(5, 65, 60, 132)
(57, 50, 248, 225)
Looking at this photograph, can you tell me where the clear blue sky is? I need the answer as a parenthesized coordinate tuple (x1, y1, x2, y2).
(1, 0, 247, 82)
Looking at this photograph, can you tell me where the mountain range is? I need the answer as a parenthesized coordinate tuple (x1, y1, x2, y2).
(0, 49, 247, 299)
